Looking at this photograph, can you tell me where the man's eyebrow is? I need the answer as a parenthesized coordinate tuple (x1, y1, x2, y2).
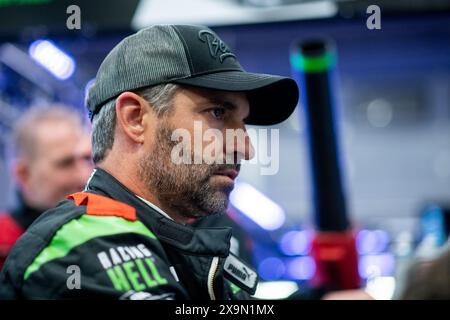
(207, 97, 250, 119)
(207, 97, 237, 111)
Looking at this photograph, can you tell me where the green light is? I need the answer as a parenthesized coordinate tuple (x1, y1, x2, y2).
(0, 0, 52, 8)
(291, 52, 336, 73)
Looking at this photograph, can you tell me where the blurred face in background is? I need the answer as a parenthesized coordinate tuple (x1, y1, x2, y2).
(15, 119, 94, 210)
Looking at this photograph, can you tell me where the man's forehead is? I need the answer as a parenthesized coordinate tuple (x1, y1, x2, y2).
(34, 121, 82, 150)
(35, 120, 80, 139)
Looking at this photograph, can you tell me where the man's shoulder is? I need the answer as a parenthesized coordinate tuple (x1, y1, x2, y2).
(29, 197, 86, 234)
(0, 199, 85, 298)
(10, 192, 158, 271)
(25, 191, 141, 242)
(0, 193, 165, 299)
(1, 198, 85, 276)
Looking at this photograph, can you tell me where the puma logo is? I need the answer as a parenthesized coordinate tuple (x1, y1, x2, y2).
(242, 266, 251, 279)
(227, 263, 254, 282)
(227, 263, 247, 281)
(198, 30, 236, 63)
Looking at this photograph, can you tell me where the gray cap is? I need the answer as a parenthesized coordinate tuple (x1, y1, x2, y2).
(86, 24, 299, 125)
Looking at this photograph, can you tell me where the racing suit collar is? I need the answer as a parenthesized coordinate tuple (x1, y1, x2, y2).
(135, 195, 174, 221)
(85, 168, 232, 258)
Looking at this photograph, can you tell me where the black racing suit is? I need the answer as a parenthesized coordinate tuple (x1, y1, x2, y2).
(0, 168, 256, 300)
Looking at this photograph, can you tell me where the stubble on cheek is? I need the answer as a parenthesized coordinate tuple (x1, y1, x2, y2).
(138, 122, 233, 218)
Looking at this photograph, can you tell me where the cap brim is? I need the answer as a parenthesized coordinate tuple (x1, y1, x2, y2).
(172, 71, 299, 125)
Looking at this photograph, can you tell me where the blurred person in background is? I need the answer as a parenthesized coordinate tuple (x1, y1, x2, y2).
(399, 241, 450, 299)
(0, 105, 94, 269)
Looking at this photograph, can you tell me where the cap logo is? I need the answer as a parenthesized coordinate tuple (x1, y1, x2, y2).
(198, 30, 236, 63)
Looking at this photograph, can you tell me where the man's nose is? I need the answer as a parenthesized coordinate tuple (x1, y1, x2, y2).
(227, 126, 255, 162)
(242, 130, 255, 161)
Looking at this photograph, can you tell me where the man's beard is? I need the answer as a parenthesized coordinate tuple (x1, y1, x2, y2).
(138, 121, 239, 220)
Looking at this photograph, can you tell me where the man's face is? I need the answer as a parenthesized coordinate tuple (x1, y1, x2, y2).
(139, 86, 254, 219)
(19, 121, 94, 209)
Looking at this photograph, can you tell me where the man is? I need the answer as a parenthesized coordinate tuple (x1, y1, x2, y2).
(0, 105, 93, 269)
(0, 25, 298, 299)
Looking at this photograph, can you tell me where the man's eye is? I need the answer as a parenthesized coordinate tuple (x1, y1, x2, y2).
(56, 158, 75, 168)
(209, 107, 226, 120)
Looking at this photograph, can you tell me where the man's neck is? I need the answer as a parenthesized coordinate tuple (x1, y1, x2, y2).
(12, 191, 46, 229)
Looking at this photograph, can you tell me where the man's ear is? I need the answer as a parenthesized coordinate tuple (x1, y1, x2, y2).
(115, 91, 152, 144)
(14, 159, 29, 189)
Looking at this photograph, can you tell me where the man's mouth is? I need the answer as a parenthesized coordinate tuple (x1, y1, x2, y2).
(214, 168, 239, 181)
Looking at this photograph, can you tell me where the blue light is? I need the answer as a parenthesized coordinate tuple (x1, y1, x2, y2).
(279, 230, 311, 256)
(84, 78, 95, 98)
(421, 205, 446, 246)
(258, 257, 285, 280)
(29, 40, 76, 80)
(230, 182, 285, 231)
(286, 256, 316, 280)
(356, 229, 390, 255)
(358, 253, 395, 279)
